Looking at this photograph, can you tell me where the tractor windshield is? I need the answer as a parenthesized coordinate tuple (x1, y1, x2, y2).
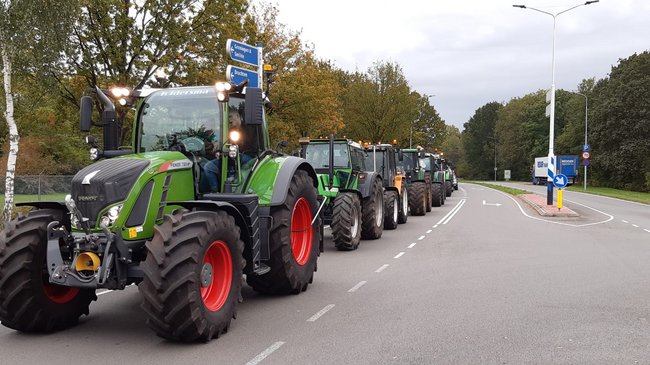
(305, 143, 350, 168)
(397, 152, 418, 172)
(138, 87, 222, 157)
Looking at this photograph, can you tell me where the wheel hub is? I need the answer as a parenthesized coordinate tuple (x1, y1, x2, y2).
(201, 263, 213, 288)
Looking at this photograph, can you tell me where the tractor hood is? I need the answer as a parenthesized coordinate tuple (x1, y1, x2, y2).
(71, 158, 150, 226)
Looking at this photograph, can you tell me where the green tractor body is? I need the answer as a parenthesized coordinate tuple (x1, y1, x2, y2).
(0, 84, 322, 342)
(395, 148, 429, 216)
(432, 154, 454, 197)
(301, 137, 384, 250)
(364, 144, 408, 228)
(421, 152, 446, 207)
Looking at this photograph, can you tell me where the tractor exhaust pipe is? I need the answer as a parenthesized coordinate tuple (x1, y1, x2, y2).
(329, 133, 334, 189)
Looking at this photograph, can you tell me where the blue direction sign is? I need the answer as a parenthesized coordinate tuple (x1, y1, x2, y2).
(582, 159, 590, 166)
(226, 65, 259, 88)
(583, 144, 590, 151)
(226, 39, 259, 67)
(553, 174, 568, 188)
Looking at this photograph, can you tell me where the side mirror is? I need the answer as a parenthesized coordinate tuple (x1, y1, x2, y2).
(397, 150, 404, 161)
(80, 96, 93, 132)
(244, 87, 264, 125)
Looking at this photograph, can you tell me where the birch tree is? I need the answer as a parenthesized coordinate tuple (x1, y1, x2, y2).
(1, 0, 77, 221)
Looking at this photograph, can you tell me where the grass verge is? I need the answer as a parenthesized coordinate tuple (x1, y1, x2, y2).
(564, 186, 650, 205)
(466, 181, 529, 196)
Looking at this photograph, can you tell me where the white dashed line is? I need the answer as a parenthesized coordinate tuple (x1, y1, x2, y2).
(348, 281, 367, 293)
(307, 304, 335, 322)
(394, 252, 405, 259)
(408, 242, 417, 249)
(246, 342, 285, 365)
(418, 235, 425, 240)
(375, 264, 389, 273)
(622, 220, 629, 224)
(432, 224, 439, 228)
(644, 229, 650, 233)
(633, 224, 639, 228)
(426, 229, 432, 234)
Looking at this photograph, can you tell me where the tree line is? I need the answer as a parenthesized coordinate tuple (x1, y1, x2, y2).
(460, 51, 650, 192)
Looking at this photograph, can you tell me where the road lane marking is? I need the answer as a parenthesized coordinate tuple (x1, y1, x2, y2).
(432, 224, 439, 228)
(307, 304, 335, 322)
(408, 242, 417, 249)
(375, 264, 389, 273)
(394, 252, 405, 259)
(633, 224, 640, 228)
(348, 281, 367, 292)
(246, 342, 285, 365)
(418, 235, 425, 240)
(622, 220, 629, 223)
(426, 229, 432, 234)
(438, 199, 467, 225)
(644, 229, 650, 233)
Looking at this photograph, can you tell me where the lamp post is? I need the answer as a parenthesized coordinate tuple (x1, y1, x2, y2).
(575, 91, 588, 190)
(513, 1, 599, 205)
(487, 136, 498, 181)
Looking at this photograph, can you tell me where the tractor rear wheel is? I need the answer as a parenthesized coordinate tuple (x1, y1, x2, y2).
(397, 187, 408, 224)
(361, 178, 384, 240)
(247, 170, 320, 294)
(332, 192, 362, 250)
(445, 181, 453, 197)
(432, 183, 443, 207)
(140, 209, 244, 342)
(425, 181, 432, 212)
(0, 209, 96, 333)
(383, 191, 398, 230)
(409, 182, 427, 216)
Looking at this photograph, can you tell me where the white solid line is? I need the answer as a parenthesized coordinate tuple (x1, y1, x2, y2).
(426, 229, 432, 234)
(436, 199, 466, 225)
(632, 224, 639, 228)
(394, 252, 405, 259)
(622, 220, 629, 224)
(245, 342, 285, 365)
(418, 235, 425, 240)
(375, 264, 389, 273)
(97, 290, 112, 296)
(432, 224, 438, 228)
(644, 229, 650, 233)
(408, 242, 417, 249)
(441, 199, 466, 225)
(307, 304, 335, 322)
(348, 281, 367, 293)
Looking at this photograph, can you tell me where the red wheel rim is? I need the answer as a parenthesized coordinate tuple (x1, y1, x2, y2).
(201, 240, 233, 312)
(291, 197, 313, 266)
(43, 277, 79, 304)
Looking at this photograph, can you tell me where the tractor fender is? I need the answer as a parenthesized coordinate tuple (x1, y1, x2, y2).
(270, 156, 318, 206)
(384, 186, 399, 194)
(357, 172, 382, 199)
(339, 188, 363, 202)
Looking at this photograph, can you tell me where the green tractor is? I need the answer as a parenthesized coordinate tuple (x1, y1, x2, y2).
(364, 144, 408, 229)
(301, 136, 384, 251)
(0, 83, 322, 342)
(435, 155, 454, 197)
(421, 152, 446, 207)
(395, 148, 429, 216)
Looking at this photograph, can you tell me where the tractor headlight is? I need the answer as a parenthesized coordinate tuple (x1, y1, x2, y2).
(100, 204, 123, 227)
(89, 148, 99, 160)
(229, 130, 240, 143)
(228, 144, 239, 159)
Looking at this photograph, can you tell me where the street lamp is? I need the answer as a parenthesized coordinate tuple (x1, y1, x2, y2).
(575, 91, 588, 191)
(513, 0, 599, 205)
(487, 136, 498, 181)
(411, 94, 435, 148)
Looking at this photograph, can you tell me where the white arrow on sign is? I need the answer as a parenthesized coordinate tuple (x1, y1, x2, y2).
(554, 175, 566, 186)
(482, 200, 502, 207)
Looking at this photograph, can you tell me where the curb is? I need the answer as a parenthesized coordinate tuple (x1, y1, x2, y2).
(518, 194, 580, 217)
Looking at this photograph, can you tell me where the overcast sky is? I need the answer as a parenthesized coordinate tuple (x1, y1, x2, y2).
(267, 0, 650, 130)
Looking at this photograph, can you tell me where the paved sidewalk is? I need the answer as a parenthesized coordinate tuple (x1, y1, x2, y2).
(519, 193, 579, 217)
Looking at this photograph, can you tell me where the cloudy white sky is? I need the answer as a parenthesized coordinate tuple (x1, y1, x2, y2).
(268, 0, 649, 130)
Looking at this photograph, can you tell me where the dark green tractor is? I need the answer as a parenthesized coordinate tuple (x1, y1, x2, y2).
(0, 83, 322, 342)
(395, 148, 428, 216)
(436, 156, 454, 197)
(301, 136, 384, 250)
(364, 144, 408, 229)
(421, 152, 446, 207)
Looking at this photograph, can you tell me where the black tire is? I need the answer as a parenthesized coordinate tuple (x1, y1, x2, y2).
(140, 209, 244, 342)
(397, 187, 408, 224)
(445, 181, 453, 197)
(361, 178, 384, 240)
(454, 184, 459, 191)
(383, 191, 398, 230)
(332, 192, 362, 250)
(432, 183, 443, 207)
(425, 181, 432, 212)
(247, 170, 320, 294)
(0, 209, 96, 333)
(409, 182, 427, 216)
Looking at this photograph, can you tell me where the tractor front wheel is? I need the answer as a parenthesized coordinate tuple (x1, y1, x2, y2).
(432, 183, 443, 207)
(445, 181, 453, 197)
(140, 209, 244, 342)
(0, 209, 96, 333)
(383, 191, 398, 230)
(332, 192, 362, 250)
(247, 170, 320, 294)
(409, 182, 427, 216)
(361, 178, 384, 240)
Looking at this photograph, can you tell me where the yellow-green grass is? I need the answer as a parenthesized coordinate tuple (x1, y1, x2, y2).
(564, 185, 650, 205)
(468, 181, 529, 196)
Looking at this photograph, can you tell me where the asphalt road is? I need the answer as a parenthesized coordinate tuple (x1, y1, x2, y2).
(1, 183, 649, 364)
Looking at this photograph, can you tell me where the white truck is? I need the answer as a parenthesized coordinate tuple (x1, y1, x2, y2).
(532, 156, 579, 185)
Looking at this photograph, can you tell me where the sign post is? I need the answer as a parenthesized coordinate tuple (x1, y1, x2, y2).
(582, 144, 591, 191)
